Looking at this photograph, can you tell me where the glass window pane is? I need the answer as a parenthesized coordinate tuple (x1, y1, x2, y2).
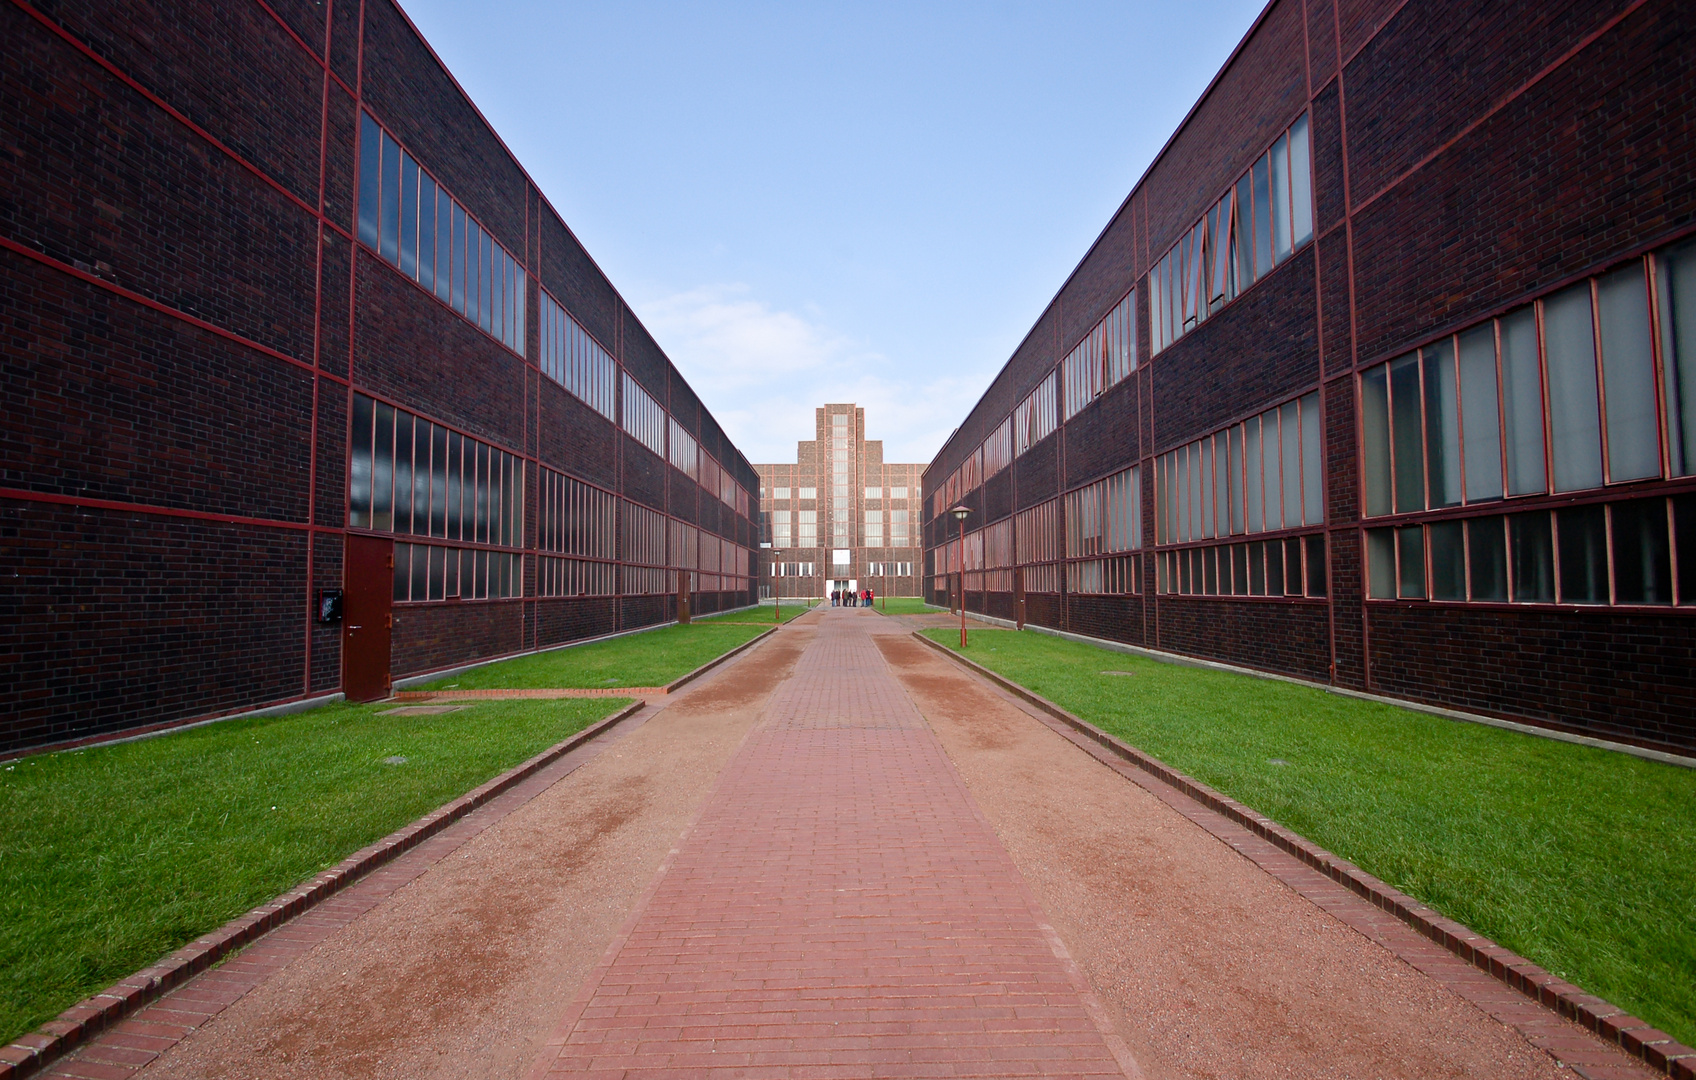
(392, 412, 413, 534)
(417, 176, 435, 293)
(447, 434, 462, 541)
(446, 541, 458, 596)
(379, 131, 401, 264)
(1423, 338, 1461, 507)
(435, 188, 452, 302)
(428, 545, 444, 601)
(1270, 133, 1292, 261)
(1228, 425, 1244, 533)
(349, 394, 373, 528)
(1361, 366, 1392, 516)
(1280, 401, 1299, 530)
(1468, 516, 1508, 601)
(1289, 114, 1313, 248)
(1429, 520, 1465, 600)
(1249, 540, 1266, 594)
(1458, 325, 1503, 503)
(373, 403, 394, 531)
(394, 544, 410, 602)
(1397, 525, 1425, 598)
(1556, 504, 1607, 604)
(1390, 353, 1424, 513)
(1178, 443, 1190, 542)
(480, 229, 493, 333)
(1245, 416, 1264, 532)
(411, 540, 428, 600)
(431, 424, 447, 537)
(1300, 392, 1322, 525)
(398, 152, 418, 279)
(1305, 533, 1326, 597)
(465, 220, 481, 326)
(1510, 511, 1554, 602)
(1367, 529, 1396, 599)
(1543, 284, 1603, 492)
(358, 112, 381, 249)
(1659, 241, 1696, 476)
(1597, 263, 1660, 482)
(1500, 308, 1546, 495)
(451, 203, 466, 314)
(1267, 539, 1286, 595)
(1283, 538, 1302, 595)
(412, 418, 430, 537)
(475, 442, 489, 544)
(1234, 174, 1255, 288)
(1676, 494, 1696, 604)
(1252, 154, 1273, 279)
(1612, 498, 1671, 604)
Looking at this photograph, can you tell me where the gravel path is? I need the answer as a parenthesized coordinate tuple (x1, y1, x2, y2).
(48, 607, 1656, 1079)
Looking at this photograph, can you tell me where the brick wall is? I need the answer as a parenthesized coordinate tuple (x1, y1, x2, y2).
(924, 0, 1696, 751)
(0, 0, 758, 753)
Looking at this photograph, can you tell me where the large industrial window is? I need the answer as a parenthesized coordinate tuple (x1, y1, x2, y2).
(668, 419, 700, 480)
(1062, 290, 1138, 420)
(621, 373, 666, 458)
(1014, 373, 1059, 457)
(1066, 465, 1142, 557)
(1156, 392, 1321, 545)
(1157, 534, 1326, 599)
(1366, 496, 1695, 606)
(864, 510, 883, 547)
(1360, 243, 1696, 608)
(536, 468, 616, 597)
(981, 418, 1014, 479)
(349, 394, 523, 553)
(538, 288, 616, 422)
(1364, 249, 1696, 513)
(358, 112, 525, 355)
(393, 543, 519, 602)
(1149, 113, 1312, 356)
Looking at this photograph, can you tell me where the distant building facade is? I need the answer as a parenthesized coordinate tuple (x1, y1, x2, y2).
(756, 406, 923, 598)
(922, 0, 1696, 755)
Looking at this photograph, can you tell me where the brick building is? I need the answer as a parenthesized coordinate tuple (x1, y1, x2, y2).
(756, 404, 923, 599)
(922, 0, 1696, 754)
(1, 0, 757, 754)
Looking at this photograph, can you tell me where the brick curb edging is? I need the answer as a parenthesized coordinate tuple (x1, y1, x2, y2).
(912, 630, 1696, 1080)
(0, 699, 648, 1080)
(663, 624, 780, 693)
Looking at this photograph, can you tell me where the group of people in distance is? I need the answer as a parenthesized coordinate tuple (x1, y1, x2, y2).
(830, 588, 874, 608)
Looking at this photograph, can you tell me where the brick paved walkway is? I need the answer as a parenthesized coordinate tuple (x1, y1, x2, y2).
(529, 609, 1133, 1078)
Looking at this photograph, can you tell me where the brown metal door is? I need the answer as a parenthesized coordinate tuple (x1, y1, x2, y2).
(343, 534, 393, 701)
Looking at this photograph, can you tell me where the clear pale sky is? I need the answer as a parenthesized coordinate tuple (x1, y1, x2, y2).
(398, 0, 1267, 465)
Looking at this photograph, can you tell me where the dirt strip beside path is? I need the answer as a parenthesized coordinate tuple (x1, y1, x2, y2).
(51, 625, 813, 1080)
(870, 622, 1656, 1080)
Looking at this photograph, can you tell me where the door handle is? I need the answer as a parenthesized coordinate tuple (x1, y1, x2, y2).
(348, 625, 362, 630)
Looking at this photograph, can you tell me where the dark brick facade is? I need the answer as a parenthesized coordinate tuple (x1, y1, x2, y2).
(1, 0, 756, 753)
(924, 0, 1696, 754)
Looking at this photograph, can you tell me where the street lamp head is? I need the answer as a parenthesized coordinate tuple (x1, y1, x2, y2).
(949, 504, 970, 522)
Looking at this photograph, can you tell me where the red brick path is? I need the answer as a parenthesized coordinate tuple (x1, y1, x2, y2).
(529, 609, 1134, 1078)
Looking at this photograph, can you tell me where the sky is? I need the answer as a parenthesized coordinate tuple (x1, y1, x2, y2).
(397, 0, 1268, 466)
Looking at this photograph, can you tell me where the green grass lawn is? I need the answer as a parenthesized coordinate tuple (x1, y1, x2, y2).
(872, 596, 942, 615)
(706, 601, 814, 625)
(924, 627, 1696, 1049)
(415, 618, 773, 691)
(0, 697, 623, 1044)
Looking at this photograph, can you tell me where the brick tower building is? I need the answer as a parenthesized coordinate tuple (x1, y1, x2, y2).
(756, 405, 923, 599)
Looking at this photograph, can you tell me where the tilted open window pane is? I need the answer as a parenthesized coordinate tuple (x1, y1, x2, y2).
(1659, 241, 1696, 476)
(1596, 264, 1660, 482)
(1457, 325, 1502, 503)
(1543, 283, 1603, 493)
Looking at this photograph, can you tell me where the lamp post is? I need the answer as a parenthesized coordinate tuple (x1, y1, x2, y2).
(950, 504, 970, 649)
